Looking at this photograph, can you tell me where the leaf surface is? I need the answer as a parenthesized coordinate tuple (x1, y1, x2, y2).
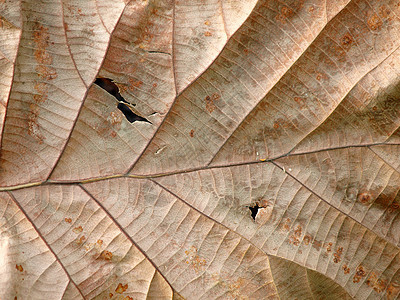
(1, 0, 400, 299)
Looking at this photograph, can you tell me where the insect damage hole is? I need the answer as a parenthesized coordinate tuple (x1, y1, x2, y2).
(94, 78, 151, 124)
(249, 203, 262, 220)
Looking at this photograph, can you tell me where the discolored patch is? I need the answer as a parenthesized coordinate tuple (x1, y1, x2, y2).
(73, 226, 83, 233)
(185, 246, 206, 273)
(189, 129, 194, 137)
(115, 283, 128, 294)
(100, 250, 113, 260)
(64, 217, 72, 223)
(333, 247, 343, 263)
(367, 14, 383, 31)
(353, 265, 367, 283)
(342, 265, 350, 274)
(341, 33, 353, 50)
(366, 272, 387, 293)
(358, 192, 373, 205)
(205, 93, 221, 113)
(15, 264, 23, 272)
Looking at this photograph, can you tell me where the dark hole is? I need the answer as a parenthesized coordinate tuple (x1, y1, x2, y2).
(249, 204, 261, 220)
(94, 78, 151, 124)
(117, 102, 151, 123)
(94, 78, 133, 105)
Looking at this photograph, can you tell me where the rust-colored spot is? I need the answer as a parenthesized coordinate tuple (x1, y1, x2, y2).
(243, 48, 249, 55)
(372, 105, 378, 111)
(128, 78, 143, 92)
(312, 240, 322, 251)
(109, 293, 113, 298)
(303, 235, 311, 245)
(387, 282, 400, 300)
(341, 33, 353, 49)
(100, 250, 113, 260)
(204, 20, 210, 26)
(152, 83, 157, 87)
(333, 247, 343, 263)
(205, 93, 220, 113)
(289, 225, 302, 246)
(282, 218, 291, 231)
(343, 265, 350, 274)
(73, 226, 83, 233)
(185, 246, 206, 273)
(204, 31, 212, 37)
(366, 272, 387, 293)
(124, 297, 133, 300)
(97, 239, 103, 245)
(273, 123, 279, 129)
(309, 6, 314, 12)
(389, 202, 400, 213)
(294, 97, 305, 109)
(16, 264, 23, 272)
(64, 218, 72, 223)
(275, 6, 294, 24)
(353, 265, 367, 283)
(368, 14, 383, 30)
(189, 129, 194, 137)
(76, 236, 86, 245)
(326, 242, 333, 252)
(358, 192, 373, 205)
(28, 110, 45, 144)
(115, 283, 128, 294)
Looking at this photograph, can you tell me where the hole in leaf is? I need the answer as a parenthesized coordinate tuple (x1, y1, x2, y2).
(249, 204, 262, 220)
(94, 78, 133, 105)
(94, 78, 151, 124)
(117, 102, 151, 123)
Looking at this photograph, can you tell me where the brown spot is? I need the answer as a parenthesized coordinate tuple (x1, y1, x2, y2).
(289, 225, 302, 246)
(205, 93, 220, 113)
(64, 218, 72, 223)
(309, 6, 314, 12)
(76, 236, 86, 245)
(303, 235, 311, 245)
(372, 106, 378, 111)
(326, 242, 333, 252)
(73, 226, 83, 233)
(275, 6, 294, 24)
(386, 282, 400, 300)
(281, 218, 291, 231)
(97, 239, 103, 245)
(333, 247, 343, 263)
(243, 48, 249, 54)
(152, 83, 157, 87)
(185, 246, 206, 273)
(273, 123, 279, 129)
(312, 240, 322, 251)
(204, 31, 212, 37)
(368, 14, 383, 30)
(109, 293, 113, 298)
(389, 202, 400, 213)
(342, 265, 350, 274)
(128, 78, 143, 92)
(358, 192, 373, 205)
(189, 129, 194, 137)
(100, 250, 113, 260)
(16, 264, 23, 272)
(204, 20, 210, 26)
(124, 297, 133, 300)
(115, 283, 128, 294)
(341, 33, 353, 50)
(28, 110, 45, 143)
(294, 97, 305, 109)
(353, 265, 367, 283)
(366, 272, 387, 293)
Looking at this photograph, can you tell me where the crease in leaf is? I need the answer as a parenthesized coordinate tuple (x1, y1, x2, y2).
(94, 78, 151, 124)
